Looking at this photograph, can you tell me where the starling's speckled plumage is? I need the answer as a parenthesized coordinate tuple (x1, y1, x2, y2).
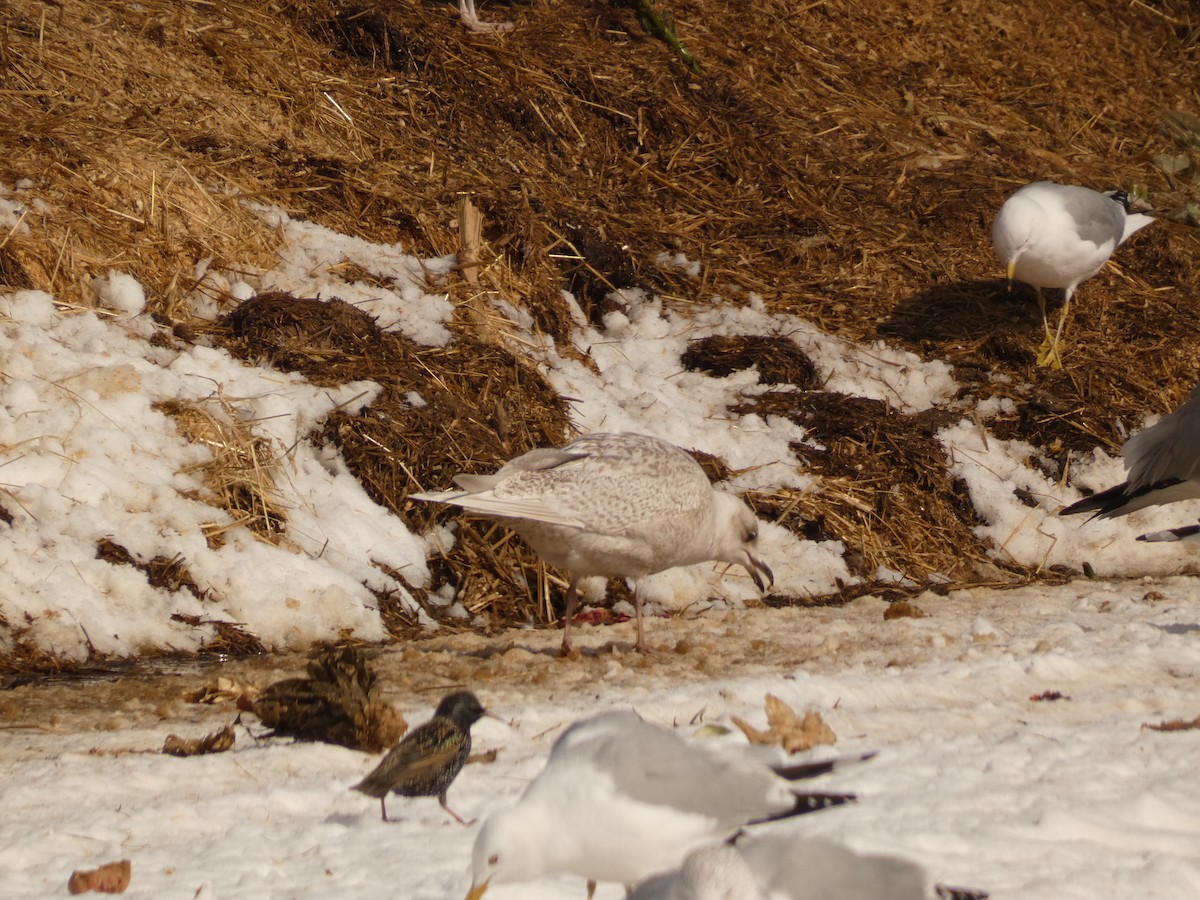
(352, 690, 491, 824)
(252, 644, 407, 753)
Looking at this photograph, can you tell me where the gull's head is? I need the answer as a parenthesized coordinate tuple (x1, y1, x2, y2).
(676, 843, 760, 900)
(992, 191, 1040, 286)
(712, 492, 775, 594)
(467, 809, 542, 899)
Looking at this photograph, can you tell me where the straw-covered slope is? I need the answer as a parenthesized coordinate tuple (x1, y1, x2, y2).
(2, 0, 1199, 669)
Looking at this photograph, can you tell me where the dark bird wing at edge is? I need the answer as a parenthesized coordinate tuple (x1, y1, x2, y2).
(1059, 477, 1188, 520)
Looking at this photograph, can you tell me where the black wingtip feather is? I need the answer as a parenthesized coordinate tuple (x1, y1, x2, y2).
(1061, 477, 1187, 520)
(748, 791, 856, 826)
(935, 885, 990, 900)
(771, 750, 878, 782)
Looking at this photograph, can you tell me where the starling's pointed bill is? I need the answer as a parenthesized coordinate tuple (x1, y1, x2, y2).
(352, 690, 493, 825)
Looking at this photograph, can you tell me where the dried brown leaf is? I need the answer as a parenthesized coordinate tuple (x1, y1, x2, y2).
(730, 694, 836, 753)
(184, 676, 257, 706)
(1143, 714, 1200, 732)
(67, 859, 131, 894)
(162, 724, 236, 757)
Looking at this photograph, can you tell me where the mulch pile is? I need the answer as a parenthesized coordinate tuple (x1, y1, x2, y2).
(2, 0, 1199, 669)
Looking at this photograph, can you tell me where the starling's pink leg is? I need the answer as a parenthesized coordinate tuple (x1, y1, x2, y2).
(440, 792, 475, 827)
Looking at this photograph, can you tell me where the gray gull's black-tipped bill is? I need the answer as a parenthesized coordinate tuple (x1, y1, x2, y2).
(743, 553, 774, 593)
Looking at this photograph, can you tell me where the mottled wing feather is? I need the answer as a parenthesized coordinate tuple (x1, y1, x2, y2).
(498, 434, 711, 534)
(418, 490, 590, 528)
(416, 434, 713, 535)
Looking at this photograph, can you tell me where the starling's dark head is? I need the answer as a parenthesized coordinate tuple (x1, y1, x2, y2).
(436, 691, 490, 730)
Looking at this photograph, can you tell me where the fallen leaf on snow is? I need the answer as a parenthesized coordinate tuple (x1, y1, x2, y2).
(1143, 714, 1200, 732)
(570, 609, 630, 626)
(68, 859, 131, 894)
(884, 601, 925, 620)
(730, 694, 836, 753)
(162, 724, 236, 756)
(184, 676, 257, 706)
(1030, 690, 1070, 702)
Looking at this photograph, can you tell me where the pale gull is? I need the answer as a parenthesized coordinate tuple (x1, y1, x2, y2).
(410, 432, 774, 654)
(627, 833, 925, 900)
(628, 832, 989, 900)
(465, 710, 862, 899)
(992, 181, 1155, 369)
(1061, 378, 1200, 541)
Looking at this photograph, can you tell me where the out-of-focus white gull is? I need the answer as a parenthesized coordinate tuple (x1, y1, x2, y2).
(458, 0, 513, 32)
(465, 710, 862, 898)
(992, 181, 1155, 369)
(1061, 378, 1200, 541)
(410, 432, 774, 654)
(628, 832, 989, 900)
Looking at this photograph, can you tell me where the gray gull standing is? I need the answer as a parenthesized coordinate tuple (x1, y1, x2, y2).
(410, 432, 774, 654)
(992, 181, 1155, 369)
(465, 710, 861, 899)
(1061, 378, 1200, 541)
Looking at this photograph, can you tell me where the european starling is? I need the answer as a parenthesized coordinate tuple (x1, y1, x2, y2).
(352, 690, 493, 825)
(252, 644, 406, 753)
